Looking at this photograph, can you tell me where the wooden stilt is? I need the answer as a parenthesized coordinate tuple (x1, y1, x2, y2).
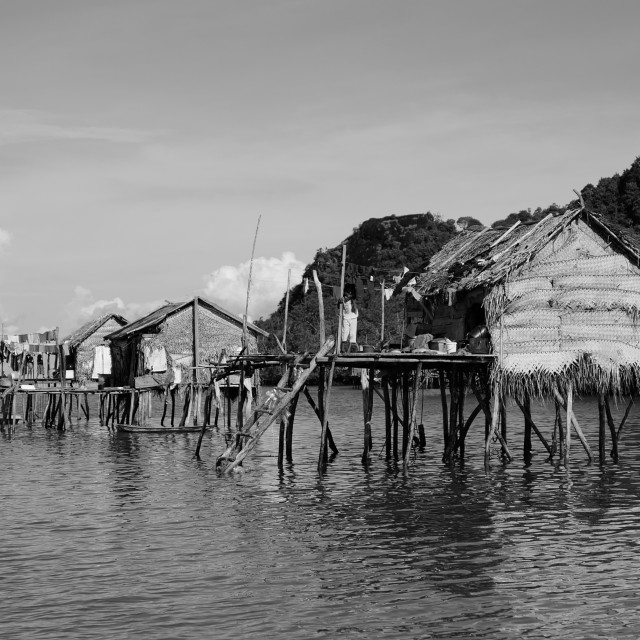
(565, 383, 573, 465)
(555, 399, 564, 460)
(603, 397, 619, 462)
(160, 386, 169, 426)
(390, 375, 399, 460)
(500, 392, 508, 457)
(553, 386, 593, 461)
(401, 371, 410, 460)
(404, 363, 422, 467)
(615, 394, 635, 445)
(514, 396, 552, 457)
(445, 371, 458, 462)
(598, 393, 607, 464)
(318, 360, 336, 472)
(523, 392, 532, 459)
(277, 415, 286, 469)
(361, 368, 373, 465)
(383, 376, 392, 460)
(302, 385, 338, 455)
(439, 369, 448, 452)
(285, 389, 298, 463)
(170, 387, 176, 427)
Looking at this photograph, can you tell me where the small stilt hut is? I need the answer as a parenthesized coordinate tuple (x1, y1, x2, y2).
(105, 296, 268, 387)
(402, 206, 640, 462)
(63, 314, 128, 384)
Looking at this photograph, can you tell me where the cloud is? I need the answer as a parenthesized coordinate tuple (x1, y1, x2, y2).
(0, 109, 152, 146)
(0, 227, 10, 251)
(65, 285, 162, 330)
(202, 252, 305, 321)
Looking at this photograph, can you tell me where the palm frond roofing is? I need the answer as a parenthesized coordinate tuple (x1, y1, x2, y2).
(105, 296, 269, 340)
(63, 313, 128, 348)
(410, 208, 640, 297)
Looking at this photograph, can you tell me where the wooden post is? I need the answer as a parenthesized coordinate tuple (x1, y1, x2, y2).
(500, 392, 507, 457)
(336, 244, 347, 355)
(404, 363, 422, 467)
(523, 392, 532, 459)
(383, 376, 392, 460)
(598, 393, 607, 464)
(439, 369, 448, 451)
(285, 390, 299, 463)
(565, 382, 573, 465)
(318, 360, 336, 472)
(380, 278, 385, 344)
(401, 371, 410, 460)
(391, 374, 399, 460)
(312, 270, 326, 345)
(57, 328, 68, 431)
(603, 397, 619, 462)
(446, 371, 458, 462)
(282, 268, 291, 352)
(485, 380, 500, 464)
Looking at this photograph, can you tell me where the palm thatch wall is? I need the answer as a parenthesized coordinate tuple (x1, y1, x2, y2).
(406, 208, 640, 397)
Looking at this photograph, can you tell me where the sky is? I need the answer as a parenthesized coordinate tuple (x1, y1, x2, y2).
(1, 0, 640, 335)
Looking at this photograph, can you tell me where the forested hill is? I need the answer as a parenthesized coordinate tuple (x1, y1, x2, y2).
(256, 156, 640, 353)
(255, 213, 458, 352)
(491, 157, 640, 241)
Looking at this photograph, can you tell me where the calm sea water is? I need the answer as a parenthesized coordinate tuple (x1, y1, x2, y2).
(2, 387, 640, 639)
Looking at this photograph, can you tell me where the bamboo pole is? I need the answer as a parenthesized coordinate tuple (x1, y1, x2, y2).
(242, 215, 261, 352)
(336, 244, 347, 355)
(282, 268, 291, 352)
(439, 369, 448, 451)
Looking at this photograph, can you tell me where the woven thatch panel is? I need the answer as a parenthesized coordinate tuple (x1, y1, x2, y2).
(145, 304, 259, 384)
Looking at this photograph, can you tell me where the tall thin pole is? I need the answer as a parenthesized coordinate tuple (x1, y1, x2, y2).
(243, 215, 261, 351)
(336, 244, 347, 355)
(380, 278, 385, 344)
(282, 268, 291, 352)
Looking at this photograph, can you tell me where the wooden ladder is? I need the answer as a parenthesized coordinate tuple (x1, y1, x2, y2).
(216, 337, 335, 473)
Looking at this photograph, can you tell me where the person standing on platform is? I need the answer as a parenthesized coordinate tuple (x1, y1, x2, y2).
(340, 285, 359, 351)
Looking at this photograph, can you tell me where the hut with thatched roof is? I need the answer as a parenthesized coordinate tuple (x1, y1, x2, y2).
(63, 313, 128, 383)
(401, 207, 640, 400)
(105, 296, 268, 388)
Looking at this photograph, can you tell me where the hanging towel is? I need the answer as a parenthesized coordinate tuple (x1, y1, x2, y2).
(92, 345, 112, 377)
(149, 346, 168, 372)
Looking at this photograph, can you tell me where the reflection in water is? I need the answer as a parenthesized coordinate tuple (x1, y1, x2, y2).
(2, 388, 640, 638)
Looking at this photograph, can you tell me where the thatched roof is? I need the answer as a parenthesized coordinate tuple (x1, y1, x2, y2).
(105, 296, 268, 340)
(63, 313, 128, 348)
(405, 207, 640, 396)
(405, 208, 640, 299)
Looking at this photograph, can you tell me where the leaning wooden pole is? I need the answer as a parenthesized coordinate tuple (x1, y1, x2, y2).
(312, 270, 326, 345)
(242, 215, 261, 352)
(282, 268, 291, 352)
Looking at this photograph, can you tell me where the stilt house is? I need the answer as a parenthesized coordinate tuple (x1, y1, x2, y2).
(105, 296, 268, 387)
(402, 207, 640, 397)
(63, 313, 128, 383)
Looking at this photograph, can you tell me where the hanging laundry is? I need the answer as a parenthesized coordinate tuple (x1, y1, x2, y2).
(92, 345, 112, 377)
(385, 288, 394, 301)
(147, 346, 168, 372)
(303, 277, 309, 295)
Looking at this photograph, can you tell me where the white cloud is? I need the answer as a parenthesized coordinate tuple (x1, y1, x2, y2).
(202, 252, 305, 321)
(65, 285, 162, 330)
(0, 227, 11, 251)
(0, 109, 152, 146)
